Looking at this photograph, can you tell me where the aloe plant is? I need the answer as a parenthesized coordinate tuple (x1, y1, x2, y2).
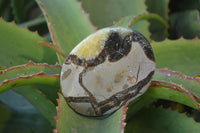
(0, 0, 200, 132)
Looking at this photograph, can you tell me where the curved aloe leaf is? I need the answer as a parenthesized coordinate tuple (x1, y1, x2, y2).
(54, 93, 128, 133)
(19, 16, 46, 28)
(0, 18, 59, 128)
(0, 61, 61, 93)
(115, 13, 167, 41)
(80, 0, 147, 28)
(126, 107, 200, 133)
(36, 0, 96, 64)
(0, 18, 57, 68)
(53, 68, 200, 132)
(152, 38, 200, 76)
(146, 0, 169, 41)
(127, 69, 200, 119)
(154, 69, 200, 103)
(169, 10, 200, 39)
(149, 81, 199, 109)
(115, 15, 150, 40)
(13, 85, 57, 128)
(146, 0, 169, 20)
(0, 61, 61, 127)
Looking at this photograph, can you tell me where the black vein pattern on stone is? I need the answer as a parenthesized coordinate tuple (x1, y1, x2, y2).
(63, 30, 155, 116)
(65, 30, 155, 67)
(66, 71, 154, 116)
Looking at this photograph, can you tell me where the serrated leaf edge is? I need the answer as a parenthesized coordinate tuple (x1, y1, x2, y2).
(37, 0, 64, 63)
(0, 60, 61, 75)
(0, 61, 61, 93)
(152, 68, 200, 110)
(0, 17, 45, 39)
(151, 80, 200, 109)
(0, 71, 60, 92)
(78, 0, 98, 30)
(120, 104, 128, 133)
(53, 93, 61, 133)
(37, 0, 97, 64)
(156, 68, 200, 84)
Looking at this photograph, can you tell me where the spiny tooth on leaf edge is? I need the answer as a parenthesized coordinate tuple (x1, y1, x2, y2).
(120, 103, 128, 133)
(78, 0, 98, 30)
(0, 18, 46, 40)
(0, 61, 61, 76)
(151, 80, 200, 110)
(53, 93, 62, 133)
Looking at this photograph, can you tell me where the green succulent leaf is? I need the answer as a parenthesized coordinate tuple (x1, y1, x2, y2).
(0, 61, 61, 93)
(33, 84, 60, 105)
(13, 85, 57, 128)
(115, 13, 167, 41)
(115, 15, 150, 40)
(1, 1, 200, 133)
(152, 69, 200, 110)
(152, 38, 200, 76)
(80, 0, 147, 28)
(54, 93, 127, 133)
(0, 19, 58, 68)
(0, 18, 60, 129)
(146, 0, 169, 41)
(169, 10, 200, 39)
(127, 68, 200, 120)
(154, 69, 200, 102)
(36, 0, 96, 64)
(146, 0, 169, 20)
(19, 16, 46, 28)
(0, 61, 61, 127)
(125, 107, 200, 133)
